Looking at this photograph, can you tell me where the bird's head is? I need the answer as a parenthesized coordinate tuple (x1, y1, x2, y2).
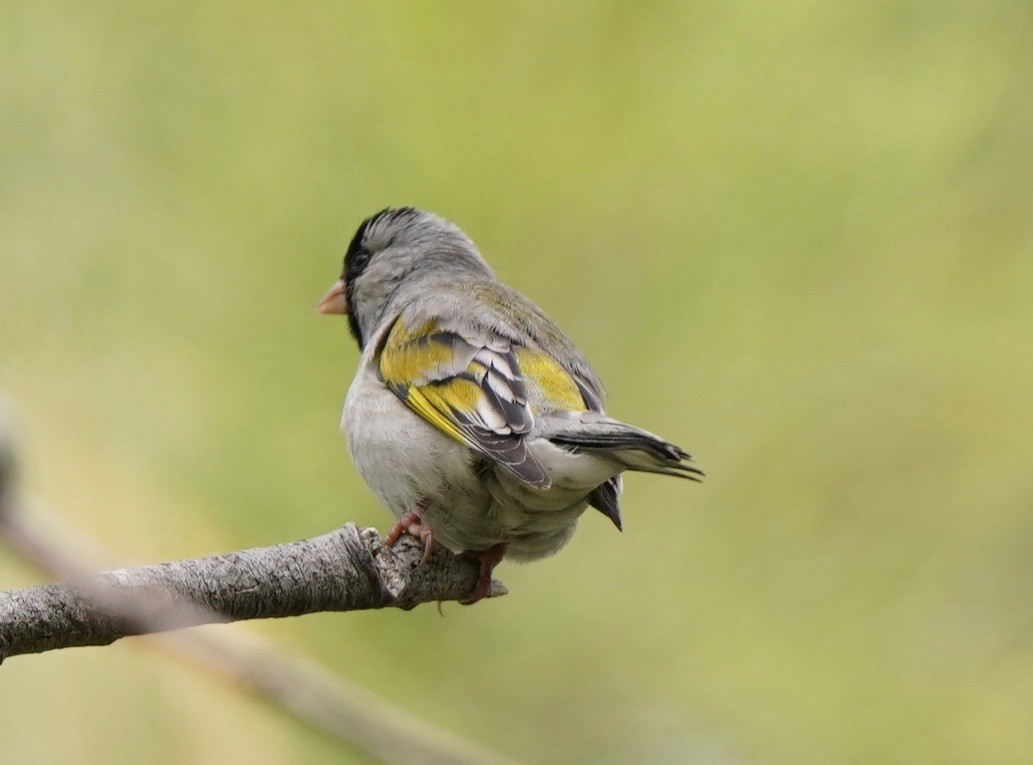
(316, 207, 493, 349)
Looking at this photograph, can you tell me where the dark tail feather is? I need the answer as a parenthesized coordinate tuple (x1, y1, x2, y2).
(549, 419, 704, 483)
(588, 476, 624, 531)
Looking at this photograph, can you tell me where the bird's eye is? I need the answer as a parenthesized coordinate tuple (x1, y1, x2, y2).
(345, 246, 375, 284)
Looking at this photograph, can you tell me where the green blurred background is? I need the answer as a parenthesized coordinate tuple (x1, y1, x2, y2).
(2, 2, 1032, 763)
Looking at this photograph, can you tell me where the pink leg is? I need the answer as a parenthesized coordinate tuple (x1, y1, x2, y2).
(384, 500, 435, 566)
(459, 542, 508, 605)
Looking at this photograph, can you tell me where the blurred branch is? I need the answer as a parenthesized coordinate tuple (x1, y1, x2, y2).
(0, 400, 517, 765)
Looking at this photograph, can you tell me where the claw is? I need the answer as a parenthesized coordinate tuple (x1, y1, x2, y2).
(385, 501, 434, 565)
(417, 525, 434, 566)
(459, 542, 508, 605)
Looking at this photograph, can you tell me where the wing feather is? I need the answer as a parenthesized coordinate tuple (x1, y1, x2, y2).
(377, 316, 551, 489)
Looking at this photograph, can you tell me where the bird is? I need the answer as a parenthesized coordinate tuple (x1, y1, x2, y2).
(317, 207, 702, 603)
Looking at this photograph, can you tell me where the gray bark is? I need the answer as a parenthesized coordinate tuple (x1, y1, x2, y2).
(0, 524, 505, 661)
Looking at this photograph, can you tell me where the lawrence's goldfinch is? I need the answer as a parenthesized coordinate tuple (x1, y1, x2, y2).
(317, 207, 702, 603)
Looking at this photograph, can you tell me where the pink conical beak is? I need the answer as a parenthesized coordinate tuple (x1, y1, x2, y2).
(315, 279, 347, 315)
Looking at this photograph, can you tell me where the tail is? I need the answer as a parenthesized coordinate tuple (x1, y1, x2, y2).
(547, 418, 704, 482)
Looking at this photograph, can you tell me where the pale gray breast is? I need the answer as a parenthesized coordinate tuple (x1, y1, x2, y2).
(343, 363, 468, 518)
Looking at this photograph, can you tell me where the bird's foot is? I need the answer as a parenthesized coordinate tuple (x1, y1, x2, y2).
(385, 502, 434, 566)
(458, 542, 508, 605)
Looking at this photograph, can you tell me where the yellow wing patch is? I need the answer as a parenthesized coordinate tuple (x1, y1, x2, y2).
(418, 376, 482, 412)
(514, 348, 587, 413)
(379, 320, 451, 386)
(401, 387, 468, 445)
(377, 317, 490, 446)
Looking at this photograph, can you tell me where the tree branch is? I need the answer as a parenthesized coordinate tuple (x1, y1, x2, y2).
(0, 523, 505, 660)
(0, 397, 521, 764)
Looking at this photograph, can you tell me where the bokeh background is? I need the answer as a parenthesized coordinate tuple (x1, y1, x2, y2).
(2, 2, 1032, 763)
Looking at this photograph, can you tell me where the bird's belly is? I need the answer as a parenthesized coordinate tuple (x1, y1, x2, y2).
(482, 439, 618, 560)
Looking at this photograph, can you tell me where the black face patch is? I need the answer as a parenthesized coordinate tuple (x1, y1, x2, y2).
(342, 215, 375, 347)
(341, 207, 420, 348)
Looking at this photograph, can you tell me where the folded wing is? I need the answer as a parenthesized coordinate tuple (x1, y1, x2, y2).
(377, 316, 553, 489)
